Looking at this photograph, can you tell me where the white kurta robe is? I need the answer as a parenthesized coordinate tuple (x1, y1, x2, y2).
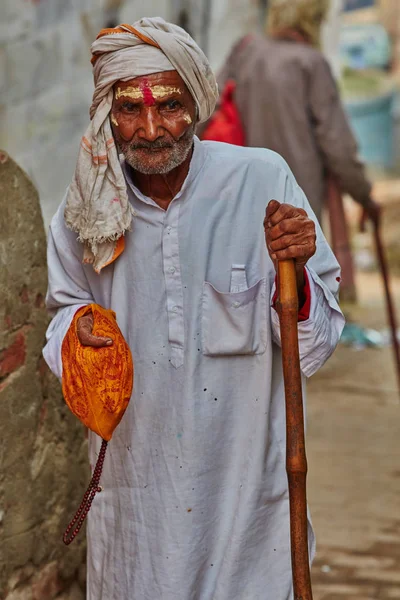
(44, 138, 344, 600)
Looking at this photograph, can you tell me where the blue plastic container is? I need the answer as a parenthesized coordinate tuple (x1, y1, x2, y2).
(344, 0, 375, 11)
(345, 90, 395, 168)
(340, 24, 391, 70)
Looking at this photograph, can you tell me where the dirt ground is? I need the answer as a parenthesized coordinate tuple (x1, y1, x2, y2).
(307, 269, 400, 599)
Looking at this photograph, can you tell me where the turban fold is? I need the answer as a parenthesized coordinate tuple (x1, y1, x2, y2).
(64, 18, 218, 273)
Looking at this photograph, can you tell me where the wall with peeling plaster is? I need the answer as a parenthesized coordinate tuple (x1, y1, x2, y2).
(0, 152, 88, 600)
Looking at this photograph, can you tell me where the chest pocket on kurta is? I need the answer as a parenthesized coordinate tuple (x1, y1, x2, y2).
(202, 278, 268, 356)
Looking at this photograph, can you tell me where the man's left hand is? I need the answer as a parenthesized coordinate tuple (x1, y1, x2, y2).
(264, 200, 316, 270)
(264, 200, 316, 305)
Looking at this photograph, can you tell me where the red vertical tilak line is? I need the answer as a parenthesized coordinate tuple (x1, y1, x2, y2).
(140, 79, 155, 106)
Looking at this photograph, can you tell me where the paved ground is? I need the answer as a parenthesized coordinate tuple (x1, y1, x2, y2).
(307, 271, 400, 599)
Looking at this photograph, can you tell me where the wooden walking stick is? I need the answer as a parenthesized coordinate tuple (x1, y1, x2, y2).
(372, 224, 400, 396)
(277, 259, 313, 600)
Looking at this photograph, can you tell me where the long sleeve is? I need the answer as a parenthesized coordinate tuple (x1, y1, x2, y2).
(43, 201, 94, 379)
(309, 54, 372, 206)
(270, 178, 345, 377)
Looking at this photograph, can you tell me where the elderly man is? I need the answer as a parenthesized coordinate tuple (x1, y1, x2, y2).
(44, 18, 344, 600)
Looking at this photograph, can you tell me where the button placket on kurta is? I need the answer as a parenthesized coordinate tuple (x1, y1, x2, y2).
(162, 200, 184, 368)
(123, 163, 186, 368)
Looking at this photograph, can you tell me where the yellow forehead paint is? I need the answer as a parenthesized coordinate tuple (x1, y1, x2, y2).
(110, 114, 119, 126)
(115, 85, 183, 101)
(115, 87, 142, 100)
(150, 85, 183, 99)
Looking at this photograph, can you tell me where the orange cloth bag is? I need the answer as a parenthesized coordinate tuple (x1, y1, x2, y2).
(61, 304, 133, 544)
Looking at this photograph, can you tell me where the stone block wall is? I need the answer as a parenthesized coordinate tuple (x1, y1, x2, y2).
(0, 152, 88, 600)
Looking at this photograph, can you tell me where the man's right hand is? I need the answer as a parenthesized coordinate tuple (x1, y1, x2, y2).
(77, 312, 113, 347)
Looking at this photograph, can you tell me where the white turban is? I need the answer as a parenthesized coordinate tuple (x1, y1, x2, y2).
(64, 18, 218, 273)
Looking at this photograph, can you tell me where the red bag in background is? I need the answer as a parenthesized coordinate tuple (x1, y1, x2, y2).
(201, 79, 246, 146)
(200, 34, 253, 146)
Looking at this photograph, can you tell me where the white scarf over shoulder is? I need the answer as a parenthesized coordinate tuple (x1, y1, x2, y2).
(65, 18, 218, 273)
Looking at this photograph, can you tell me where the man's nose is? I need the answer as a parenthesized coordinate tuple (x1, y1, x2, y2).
(137, 109, 163, 142)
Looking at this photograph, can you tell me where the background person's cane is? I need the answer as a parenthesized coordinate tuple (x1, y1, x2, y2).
(277, 259, 313, 600)
(360, 210, 400, 397)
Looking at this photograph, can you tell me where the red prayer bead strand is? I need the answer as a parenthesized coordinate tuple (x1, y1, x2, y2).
(63, 440, 108, 545)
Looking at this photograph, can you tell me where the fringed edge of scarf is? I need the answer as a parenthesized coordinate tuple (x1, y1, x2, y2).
(64, 206, 136, 248)
(65, 207, 136, 272)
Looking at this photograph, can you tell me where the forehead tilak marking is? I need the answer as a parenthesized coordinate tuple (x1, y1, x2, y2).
(150, 85, 184, 99)
(140, 79, 155, 107)
(115, 87, 142, 100)
(115, 85, 184, 100)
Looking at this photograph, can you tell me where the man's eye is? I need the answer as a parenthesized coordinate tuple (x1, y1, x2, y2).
(162, 100, 181, 111)
(121, 102, 138, 112)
